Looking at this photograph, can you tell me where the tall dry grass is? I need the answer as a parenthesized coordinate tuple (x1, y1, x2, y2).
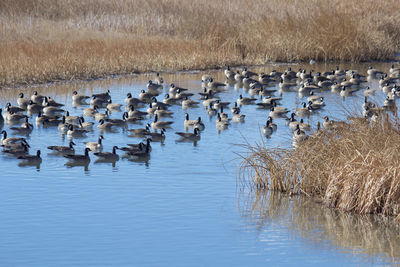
(1, 0, 400, 87)
(240, 115, 400, 218)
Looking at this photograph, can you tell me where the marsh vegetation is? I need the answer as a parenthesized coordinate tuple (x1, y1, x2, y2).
(1, 0, 400, 87)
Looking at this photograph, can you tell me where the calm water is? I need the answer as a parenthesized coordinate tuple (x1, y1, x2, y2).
(0, 62, 399, 266)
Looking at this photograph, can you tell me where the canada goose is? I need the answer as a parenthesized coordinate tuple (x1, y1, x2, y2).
(334, 66, 346, 76)
(154, 72, 164, 85)
(267, 117, 277, 131)
(218, 107, 230, 121)
(119, 142, 145, 152)
(216, 114, 230, 129)
(242, 76, 258, 88)
(236, 94, 256, 105)
(6, 103, 24, 114)
(145, 128, 166, 142)
(234, 71, 244, 83)
(43, 103, 64, 117)
(92, 90, 111, 101)
(163, 94, 178, 105)
(232, 110, 245, 122)
(30, 91, 45, 104)
(300, 69, 313, 80)
(126, 140, 152, 159)
(390, 64, 400, 73)
(367, 66, 384, 77)
(147, 80, 162, 91)
(259, 88, 277, 97)
(340, 86, 353, 97)
(17, 93, 30, 109)
(230, 102, 240, 114)
(169, 83, 189, 94)
(43, 96, 64, 107)
(10, 117, 33, 134)
(78, 117, 94, 131)
(202, 95, 218, 107)
(139, 89, 155, 101)
(154, 106, 173, 118)
(295, 102, 313, 117)
(58, 116, 69, 133)
(18, 150, 42, 164)
(67, 124, 88, 138)
(278, 77, 296, 91)
(182, 97, 200, 108)
(94, 146, 120, 162)
(122, 112, 144, 124)
(126, 138, 152, 153)
(151, 97, 171, 110)
(248, 83, 261, 95)
(98, 119, 118, 130)
(184, 113, 197, 128)
(318, 80, 333, 88)
(242, 67, 258, 78)
(307, 100, 325, 110)
(307, 91, 323, 103)
(259, 73, 275, 84)
(176, 128, 201, 141)
(84, 135, 104, 152)
(90, 95, 107, 108)
(63, 111, 79, 124)
(105, 114, 128, 127)
(207, 103, 218, 116)
(263, 120, 274, 136)
(6, 111, 28, 124)
(1, 130, 26, 146)
(269, 104, 289, 118)
(83, 105, 98, 117)
(207, 78, 226, 91)
(269, 70, 283, 80)
(128, 124, 151, 136)
(293, 128, 308, 144)
(94, 109, 110, 121)
(48, 141, 76, 155)
(331, 82, 342, 93)
(72, 91, 90, 104)
(175, 89, 194, 100)
(27, 100, 43, 113)
(147, 103, 157, 115)
(42, 117, 63, 127)
(224, 66, 235, 80)
(322, 116, 346, 129)
(213, 100, 230, 110)
(64, 147, 91, 162)
(106, 99, 122, 111)
(125, 93, 144, 107)
(3, 141, 29, 157)
(152, 114, 173, 129)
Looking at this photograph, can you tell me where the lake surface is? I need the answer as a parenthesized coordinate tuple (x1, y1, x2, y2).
(0, 62, 399, 266)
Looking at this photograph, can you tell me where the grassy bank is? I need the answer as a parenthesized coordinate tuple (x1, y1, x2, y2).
(240, 115, 400, 219)
(1, 0, 400, 87)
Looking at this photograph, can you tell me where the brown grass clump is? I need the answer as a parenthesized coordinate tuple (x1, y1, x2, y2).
(1, 0, 400, 87)
(240, 115, 400, 218)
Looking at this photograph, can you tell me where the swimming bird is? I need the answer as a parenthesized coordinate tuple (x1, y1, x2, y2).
(10, 117, 33, 134)
(64, 147, 91, 163)
(152, 114, 173, 129)
(125, 93, 144, 107)
(176, 128, 201, 141)
(17, 93, 30, 109)
(30, 91, 45, 104)
(48, 141, 76, 155)
(92, 90, 111, 101)
(106, 99, 123, 111)
(72, 91, 90, 104)
(232, 110, 245, 122)
(85, 135, 104, 153)
(128, 124, 151, 136)
(145, 128, 166, 142)
(67, 124, 88, 138)
(94, 146, 119, 162)
(18, 149, 42, 164)
(1, 130, 25, 146)
(147, 80, 162, 91)
(236, 95, 256, 105)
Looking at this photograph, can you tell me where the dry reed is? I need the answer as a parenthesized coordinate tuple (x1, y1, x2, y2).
(1, 0, 400, 87)
(240, 115, 400, 218)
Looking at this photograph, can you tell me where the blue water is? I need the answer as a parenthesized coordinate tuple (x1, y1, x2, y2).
(0, 63, 399, 266)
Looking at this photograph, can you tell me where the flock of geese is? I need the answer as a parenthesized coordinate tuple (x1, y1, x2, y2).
(1, 63, 400, 168)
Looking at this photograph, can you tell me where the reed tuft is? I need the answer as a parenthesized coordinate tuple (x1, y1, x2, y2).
(240, 115, 400, 218)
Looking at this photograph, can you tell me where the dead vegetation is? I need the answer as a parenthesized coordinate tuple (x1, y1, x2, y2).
(1, 0, 400, 87)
